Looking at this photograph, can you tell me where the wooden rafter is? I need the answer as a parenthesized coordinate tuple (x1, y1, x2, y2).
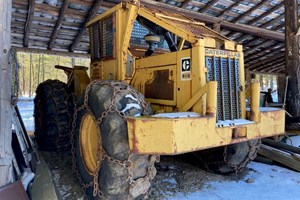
(255, 58, 285, 71)
(70, 0, 102, 52)
(240, 14, 285, 48)
(11, 0, 289, 54)
(24, 0, 36, 47)
(245, 46, 284, 63)
(260, 13, 285, 28)
(236, 34, 253, 43)
(244, 40, 277, 55)
(232, 1, 268, 23)
(273, 23, 285, 31)
(267, 63, 286, 73)
(217, 0, 243, 17)
(198, 0, 219, 13)
(247, 2, 284, 25)
(247, 53, 284, 70)
(243, 37, 264, 47)
(276, 67, 286, 73)
(48, 0, 70, 50)
(260, 62, 285, 73)
(141, 0, 285, 42)
(226, 31, 241, 38)
(180, 0, 192, 8)
(230, 3, 285, 43)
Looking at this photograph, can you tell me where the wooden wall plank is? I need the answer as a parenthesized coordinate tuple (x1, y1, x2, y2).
(0, 0, 14, 187)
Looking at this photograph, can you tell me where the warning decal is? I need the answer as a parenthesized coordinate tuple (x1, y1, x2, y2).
(181, 57, 191, 81)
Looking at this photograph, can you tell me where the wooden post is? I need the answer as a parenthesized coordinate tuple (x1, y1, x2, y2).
(285, 0, 300, 116)
(213, 22, 221, 33)
(277, 75, 286, 103)
(0, 0, 14, 187)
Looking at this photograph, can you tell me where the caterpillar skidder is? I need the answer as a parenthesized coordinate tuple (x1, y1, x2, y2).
(34, 0, 285, 199)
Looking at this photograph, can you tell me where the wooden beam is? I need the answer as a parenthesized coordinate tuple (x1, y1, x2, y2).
(247, 2, 284, 25)
(258, 144, 300, 172)
(236, 10, 285, 43)
(217, 0, 243, 17)
(198, 0, 219, 13)
(70, 0, 102, 52)
(143, 1, 286, 42)
(15, 47, 90, 58)
(0, 0, 14, 187)
(232, 1, 268, 23)
(24, 0, 36, 47)
(285, 0, 300, 116)
(221, 21, 284, 41)
(48, 0, 70, 50)
(180, 0, 192, 8)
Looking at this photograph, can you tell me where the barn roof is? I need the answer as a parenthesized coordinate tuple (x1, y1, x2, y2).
(11, 0, 289, 74)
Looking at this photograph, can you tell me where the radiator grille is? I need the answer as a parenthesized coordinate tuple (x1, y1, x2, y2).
(206, 56, 241, 121)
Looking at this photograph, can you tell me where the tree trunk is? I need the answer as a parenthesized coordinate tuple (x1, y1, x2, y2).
(29, 53, 32, 97)
(0, 0, 13, 187)
(42, 54, 45, 82)
(285, 0, 300, 116)
(22, 55, 26, 95)
(38, 54, 40, 85)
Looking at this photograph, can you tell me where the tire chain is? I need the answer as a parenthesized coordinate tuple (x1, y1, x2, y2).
(51, 81, 73, 152)
(70, 80, 159, 200)
(223, 139, 262, 173)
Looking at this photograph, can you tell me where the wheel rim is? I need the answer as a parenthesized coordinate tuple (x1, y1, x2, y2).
(79, 113, 102, 175)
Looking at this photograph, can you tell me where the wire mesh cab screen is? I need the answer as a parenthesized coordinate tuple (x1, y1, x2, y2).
(89, 15, 115, 61)
(130, 21, 168, 49)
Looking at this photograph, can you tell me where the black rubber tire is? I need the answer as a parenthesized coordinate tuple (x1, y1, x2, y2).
(73, 81, 156, 199)
(34, 79, 74, 151)
(195, 139, 261, 174)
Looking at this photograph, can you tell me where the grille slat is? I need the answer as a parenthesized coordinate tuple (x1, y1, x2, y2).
(206, 56, 241, 121)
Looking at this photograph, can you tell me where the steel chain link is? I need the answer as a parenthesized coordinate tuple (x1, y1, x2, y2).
(70, 80, 158, 200)
(223, 139, 262, 173)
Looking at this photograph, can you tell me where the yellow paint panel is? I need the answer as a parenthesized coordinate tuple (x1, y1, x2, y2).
(127, 108, 285, 155)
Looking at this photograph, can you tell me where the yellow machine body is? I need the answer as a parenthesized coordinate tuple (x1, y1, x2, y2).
(86, 1, 285, 155)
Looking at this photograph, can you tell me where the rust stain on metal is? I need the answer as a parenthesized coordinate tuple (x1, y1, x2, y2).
(131, 123, 140, 154)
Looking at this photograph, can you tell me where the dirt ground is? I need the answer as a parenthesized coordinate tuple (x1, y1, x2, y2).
(41, 151, 250, 200)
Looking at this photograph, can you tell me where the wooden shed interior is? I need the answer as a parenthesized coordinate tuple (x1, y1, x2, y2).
(12, 0, 288, 74)
(1, 0, 300, 198)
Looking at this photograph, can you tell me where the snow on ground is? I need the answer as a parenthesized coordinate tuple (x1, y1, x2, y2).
(18, 99, 300, 200)
(17, 97, 35, 131)
(170, 162, 300, 200)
